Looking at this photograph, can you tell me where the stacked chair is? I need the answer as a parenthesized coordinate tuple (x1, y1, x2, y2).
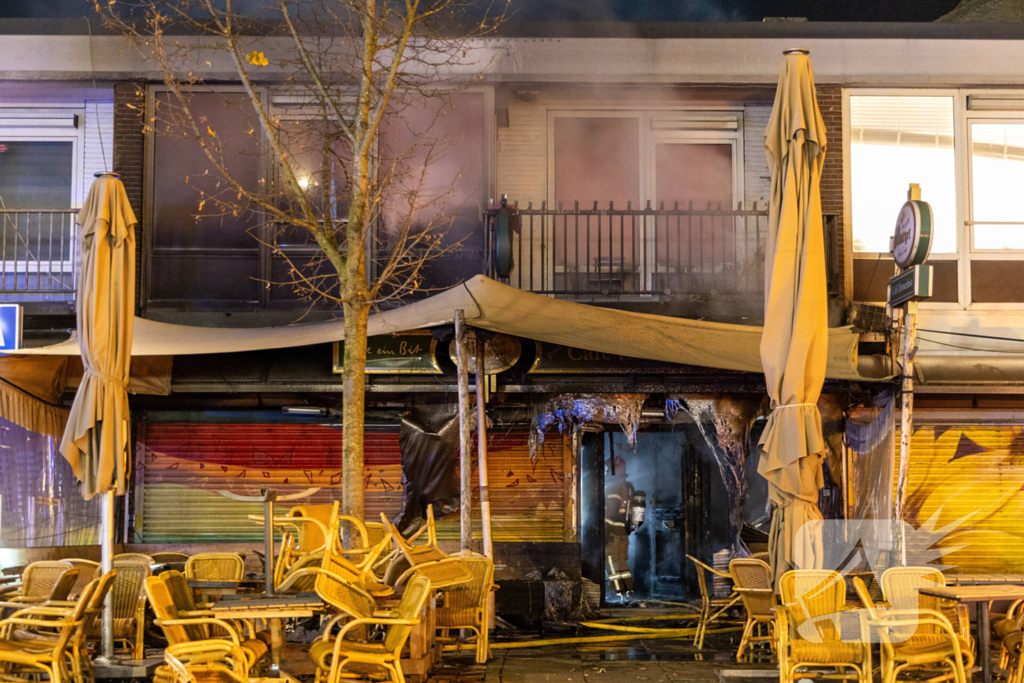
(729, 557, 776, 661)
(92, 555, 152, 659)
(434, 554, 497, 664)
(146, 570, 269, 675)
(5, 562, 75, 606)
(687, 554, 740, 649)
(776, 570, 870, 683)
(379, 507, 473, 589)
(0, 571, 115, 683)
(65, 560, 100, 600)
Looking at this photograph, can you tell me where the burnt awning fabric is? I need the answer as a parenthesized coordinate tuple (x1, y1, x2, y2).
(15, 276, 880, 381)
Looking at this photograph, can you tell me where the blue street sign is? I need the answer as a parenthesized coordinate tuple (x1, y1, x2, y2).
(0, 304, 23, 352)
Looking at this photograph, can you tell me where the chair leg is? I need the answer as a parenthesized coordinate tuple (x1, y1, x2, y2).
(737, 618, 754, 662)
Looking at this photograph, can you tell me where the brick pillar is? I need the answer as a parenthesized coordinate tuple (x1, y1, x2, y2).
(816, 84, 845, 292)
(113, 82, 146, 312)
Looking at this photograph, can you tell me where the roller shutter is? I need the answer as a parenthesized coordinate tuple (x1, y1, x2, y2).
(895, 423, 1024, 574)
(137, 422, 570, 544)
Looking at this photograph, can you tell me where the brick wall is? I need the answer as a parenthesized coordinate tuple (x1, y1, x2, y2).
(816, 84, 845, 289)
(742, 104, 772, 208)
(113, 82, 146, 310)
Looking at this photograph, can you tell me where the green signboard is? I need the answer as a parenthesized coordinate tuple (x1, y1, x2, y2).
(333, 333, 440, 374)
(888, 264, 933, 308)
(529, 342, 718, 375)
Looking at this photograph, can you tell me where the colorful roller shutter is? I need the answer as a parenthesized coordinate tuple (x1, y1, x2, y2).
(895, 423, 1024, 575)
(137, 422, 571, 544)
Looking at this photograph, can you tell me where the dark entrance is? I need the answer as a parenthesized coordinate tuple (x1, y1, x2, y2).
(580, 426, 732, 604)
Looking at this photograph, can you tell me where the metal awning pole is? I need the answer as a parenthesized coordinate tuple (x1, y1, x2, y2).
(263, 489, 276, 596)
(474, 340, 493, 560)
(894, 300, 916, 566)
(455, 310, 473, 554)
(100, 489, 115, 660)
(474, 336, 495, 630)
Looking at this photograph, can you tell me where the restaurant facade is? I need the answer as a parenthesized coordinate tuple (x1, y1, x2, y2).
(5, 14, 1024, 608)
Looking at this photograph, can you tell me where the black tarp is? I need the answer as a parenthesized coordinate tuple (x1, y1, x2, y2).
(394, 403, 461, 533)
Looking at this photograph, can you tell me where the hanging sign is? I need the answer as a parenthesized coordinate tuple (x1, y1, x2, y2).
(888, 264, 933, 307)
(0, 304, 23, 352)
(333, 332, 440, 374)
(892, 198, 934, 269)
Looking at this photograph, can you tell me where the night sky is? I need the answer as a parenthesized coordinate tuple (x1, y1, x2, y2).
(0, 0, 965, 23)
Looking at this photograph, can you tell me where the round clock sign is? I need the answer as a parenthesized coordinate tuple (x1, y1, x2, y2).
(892, 199, 934, 269)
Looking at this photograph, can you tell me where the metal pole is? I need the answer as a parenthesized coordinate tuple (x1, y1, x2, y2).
(475, 338, 493, 560)
(263, 489, 276, 596)
(894, 300, 916, 566)
(455, 310, 473, 554)
(893, 182, 922, 568)
(474, 336, 495, 630)
(100, 490, 115, 660)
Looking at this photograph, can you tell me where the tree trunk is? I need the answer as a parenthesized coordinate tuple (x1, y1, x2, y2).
(341, 299, 370, 547)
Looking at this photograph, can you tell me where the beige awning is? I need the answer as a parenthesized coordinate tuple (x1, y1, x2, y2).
(15, 275, 882, 381)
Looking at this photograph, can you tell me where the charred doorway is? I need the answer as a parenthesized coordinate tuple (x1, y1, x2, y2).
(580, 426, 731, 604)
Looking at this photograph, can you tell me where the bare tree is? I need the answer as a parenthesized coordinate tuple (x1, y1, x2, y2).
(102, 0, 502, 536)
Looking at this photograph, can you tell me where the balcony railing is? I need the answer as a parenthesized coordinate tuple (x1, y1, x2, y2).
(0, 210, 79, 300)
(485, 201, 771, 302)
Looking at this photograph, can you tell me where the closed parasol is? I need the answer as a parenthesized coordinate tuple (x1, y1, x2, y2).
(757, 49, 830, 586)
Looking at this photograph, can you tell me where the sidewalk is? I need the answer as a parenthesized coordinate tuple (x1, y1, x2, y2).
(482, 635, 775, 683)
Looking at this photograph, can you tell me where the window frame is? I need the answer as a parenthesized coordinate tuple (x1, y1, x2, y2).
(0, 116, 86, 282)
(143, 84, 270, 310)
(0, 121, 86, 208)
(843, 88, 966, 309)
(546, 107, 746, 290)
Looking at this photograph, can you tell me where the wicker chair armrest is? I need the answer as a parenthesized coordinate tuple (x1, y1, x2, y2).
(178, 609, 217, 618)
(773, 606, 793, 647)
(872, 607, 962, 641)
(337, 617, 419, 641)
(157, 617, 243, 644)
(395, 557, 469, 587)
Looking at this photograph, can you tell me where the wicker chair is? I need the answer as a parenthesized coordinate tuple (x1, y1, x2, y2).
(380, 507, 472, 589)
(161, 640, 251, 683)
(116, 553, 155, 564)
(729, 558, 776, 661)
(151, 552, 191, 564)
(0, 573, 109, 683)
(65, 560, 100, 599)
(146, 571, 268, 672)
(435, 555, 497, 663)
(880, 567, 973, 648)
(687, 554, 740, 649)
(9, 562, 73, 603)
(287, 504, 336, 552)
(275, 551, 325, 594)
(776, 570, 869, 683)
(185, 554, 245, 581)
(854, 576, 970, 683)
(325, 575, 432, 683)
(4, 571, 116, 683)
(89, 557, 151, 659)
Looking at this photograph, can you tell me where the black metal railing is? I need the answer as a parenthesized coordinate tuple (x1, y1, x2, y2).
(0, 210, 79, 298)
(485, 201, 770, 300)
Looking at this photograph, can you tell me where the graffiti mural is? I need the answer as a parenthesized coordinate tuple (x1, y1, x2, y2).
(899, 424, 1024, 574)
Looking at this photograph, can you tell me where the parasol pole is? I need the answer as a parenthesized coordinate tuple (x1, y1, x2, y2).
(100, 490, 115, 660)
(93, 170, 121, 664)
(454, 310, 473, 553)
